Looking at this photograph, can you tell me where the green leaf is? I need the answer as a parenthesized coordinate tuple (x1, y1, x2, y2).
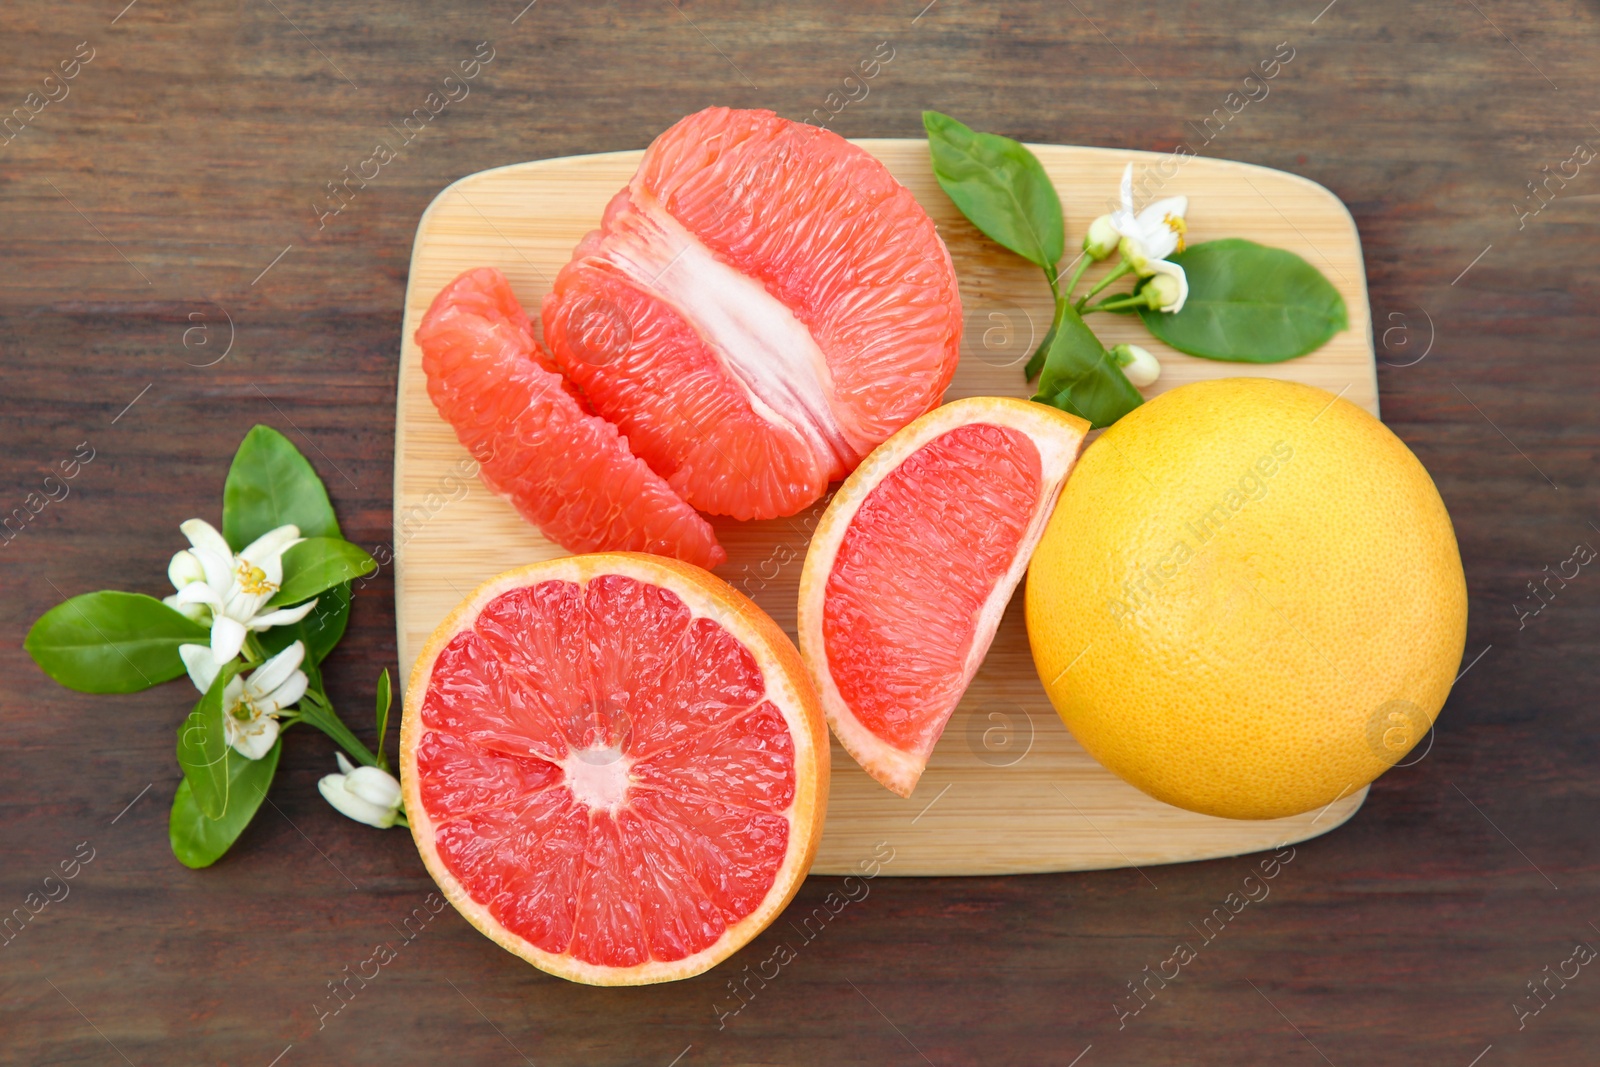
(1024, 318, 1059, 383)
(25, 592, 210, 694)
(223, 425, 342, 552)
(267, 538, 376, 609)
(1137, 239, 1349, 362)
(374, 669, 393, 770)
(259, 581, 350, 665)
(1031, 303, 1143, 429)
(176, 662, 242, 820)
(923, 110, 1065, 270)
(169, 741, 281, 869)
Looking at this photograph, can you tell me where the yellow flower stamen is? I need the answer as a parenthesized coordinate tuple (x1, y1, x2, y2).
(236, 560, 278, 597)
(231, 694, 260, 722)
(1164, 213, 1187, 253)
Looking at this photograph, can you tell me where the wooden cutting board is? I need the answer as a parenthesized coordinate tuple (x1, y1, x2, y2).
(394, 140, 1377, 876)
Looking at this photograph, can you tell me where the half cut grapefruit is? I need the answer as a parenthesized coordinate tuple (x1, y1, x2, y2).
(798, 398, 1089, 797)
(401, 554, 828, 985)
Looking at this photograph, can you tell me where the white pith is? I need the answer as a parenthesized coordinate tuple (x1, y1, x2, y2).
(596, 189, 857, 471)
(561, 746, 632, 813)
(797, 397, 1089, 797)
(400, 554, 825, 987)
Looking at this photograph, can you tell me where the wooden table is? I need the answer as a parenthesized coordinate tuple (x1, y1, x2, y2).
(2, 2, 1594, 1063)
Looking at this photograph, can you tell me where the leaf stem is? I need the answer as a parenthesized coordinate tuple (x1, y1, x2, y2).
(1024, 293, 1074, 382)
(1058, 254, 1093, 303)
(1082, 293, 1151, 315)
(1075, 259, 1135, 312)
(296, 687, 381, 768)
(242, 633, 268, 668)
(1044, 262, 1061, 303)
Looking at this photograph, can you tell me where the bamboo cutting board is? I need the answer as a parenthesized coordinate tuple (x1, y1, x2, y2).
(394, 140, 1377, 876)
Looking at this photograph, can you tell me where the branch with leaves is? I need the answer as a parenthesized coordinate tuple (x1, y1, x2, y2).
(923, 111, 1348, 429)
(25, 426, 400, 868)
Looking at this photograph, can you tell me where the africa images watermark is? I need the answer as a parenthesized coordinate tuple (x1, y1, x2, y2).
(712, 841, 896, 1029)
(1106, 441, 1294, 624)
(310, 892, 448, 1030)
(356, 454, 482, 592)
(2, 40, 96, 147)
(804, 41, 896, 130)
(313, 41, 497, 230)
(1113, 41, 1298, 212)
(1, 840, 96, 949)
(1513, 138, 1594, 230)
(1512, 936, 1596, 1031)
(1113, 845, 1296, 1029)
(1513, 538, 1593, 630)
(2, 441, 96, 549)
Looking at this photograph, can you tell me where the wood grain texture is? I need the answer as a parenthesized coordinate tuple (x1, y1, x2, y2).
(393, 142, 1374, 875)
(2, 1, 1597, 1064)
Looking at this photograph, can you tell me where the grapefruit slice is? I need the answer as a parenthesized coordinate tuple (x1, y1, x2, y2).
(542, 107, 962, 521)
(401, 553, 828, 985)
(797, 397, 1089, 797)
(416, 268, 726, 569)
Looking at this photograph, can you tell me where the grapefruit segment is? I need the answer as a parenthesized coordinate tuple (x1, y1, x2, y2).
(797, 398, 1090, 797)
(416, 267, 725, 568)
(631, 703, 796, 811)
(414, 729, 563, 821)
(542, 107, 961, 521)
(433, 787, 589, 955)
(626, 615, 766, 759)
(402, 554, 828, 985)
(544, 242, 831, 521)
(420, 630, 566, 763)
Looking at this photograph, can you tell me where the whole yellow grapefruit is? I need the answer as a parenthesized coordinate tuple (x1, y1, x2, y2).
(1026, 378, 1467, 820)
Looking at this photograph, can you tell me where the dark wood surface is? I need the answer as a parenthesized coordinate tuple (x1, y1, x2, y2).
(3, 2, 1596, 1064)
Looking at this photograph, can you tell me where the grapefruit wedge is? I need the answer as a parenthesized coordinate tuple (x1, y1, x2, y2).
(542, 107, 962, 521)
(417, 268, 726, 569)
(401, 554, 828, 985)
(797, 398, 1089, 797)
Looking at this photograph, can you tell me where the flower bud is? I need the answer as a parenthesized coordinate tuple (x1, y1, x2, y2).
(164, 593, 210, 623)
(346, 765, 403, 809)
(1144, 271, 1183, 312)
(319, 752, 403, 828)
(168, 549, 206, 590)
(1111, 343, 1161, 389)
(1083, 215, 1120, 261)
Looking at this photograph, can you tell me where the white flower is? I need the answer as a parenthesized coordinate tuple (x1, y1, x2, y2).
(1109, 163, 1190, 313)
(180, 640, 309, 760)
(1111, 343, 1162, 389)
(165, 518, 319, 663)
(318, 753, 403, 828)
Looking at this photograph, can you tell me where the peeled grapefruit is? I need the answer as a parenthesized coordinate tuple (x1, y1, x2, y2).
(416, 268, 725, 569)
(1026, 378, 1468, 820)
(401, 554, 828, 985)
(797, 397, 1089, 796)
(542, 107, 962, 521)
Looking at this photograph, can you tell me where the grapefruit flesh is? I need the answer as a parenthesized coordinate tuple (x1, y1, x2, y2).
(416, 268, 725, 569)
(798, 398, 1089, 796)
(402, 554, 828, 985)
(542, 107, 962, 521)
